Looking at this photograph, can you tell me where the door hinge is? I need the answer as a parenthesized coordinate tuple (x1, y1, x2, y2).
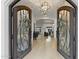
(11, 34, 13, 39)
(11, 11, 13, 17)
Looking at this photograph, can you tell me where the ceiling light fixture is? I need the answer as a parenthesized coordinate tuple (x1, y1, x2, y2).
(41, 1, 50, 16)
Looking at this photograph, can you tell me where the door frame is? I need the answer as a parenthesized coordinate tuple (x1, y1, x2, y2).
(9, 0, 77, 59)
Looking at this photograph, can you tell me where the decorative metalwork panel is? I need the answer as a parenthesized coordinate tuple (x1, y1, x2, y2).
(17, 10, 30, 53)
(58, 10, 70, 56)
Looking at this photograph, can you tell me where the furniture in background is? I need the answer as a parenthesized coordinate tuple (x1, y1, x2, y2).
(33, 31, 39, 40)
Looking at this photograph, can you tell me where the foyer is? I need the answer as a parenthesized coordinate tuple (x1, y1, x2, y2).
(23, 35, 64, 59)
(1, 0, 77, 59)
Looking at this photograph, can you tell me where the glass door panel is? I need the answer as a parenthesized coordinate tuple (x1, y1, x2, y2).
(58, 10, 70, 56)
(17, 10, 30, 53)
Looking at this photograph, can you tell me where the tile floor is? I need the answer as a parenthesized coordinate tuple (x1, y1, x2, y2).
(23, 35, 64, 59)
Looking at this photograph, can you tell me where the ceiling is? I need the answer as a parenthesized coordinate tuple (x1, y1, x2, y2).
(14, 0, 72, 20)
(36, 19, 54, 27)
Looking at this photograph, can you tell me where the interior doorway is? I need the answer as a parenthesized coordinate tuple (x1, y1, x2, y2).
(9, 0, 77, 59)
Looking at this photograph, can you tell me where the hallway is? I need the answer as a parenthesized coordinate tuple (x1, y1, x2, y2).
(23, 35, 64, 59)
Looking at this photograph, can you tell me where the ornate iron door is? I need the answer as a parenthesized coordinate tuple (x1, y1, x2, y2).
(12, 6, 31, 59)
(57, 6, 75, 59)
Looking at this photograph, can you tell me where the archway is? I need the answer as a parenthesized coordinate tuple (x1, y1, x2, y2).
(9, 0, 77, 59)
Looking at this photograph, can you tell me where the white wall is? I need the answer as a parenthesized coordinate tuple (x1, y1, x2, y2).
(72, 0, 78, 5)
(1, 0, 14, 59)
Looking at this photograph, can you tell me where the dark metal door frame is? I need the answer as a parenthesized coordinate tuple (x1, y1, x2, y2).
(9, 0, 77, 59)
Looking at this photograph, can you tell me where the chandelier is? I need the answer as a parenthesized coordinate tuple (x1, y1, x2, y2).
(41, 1, 50, 16)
